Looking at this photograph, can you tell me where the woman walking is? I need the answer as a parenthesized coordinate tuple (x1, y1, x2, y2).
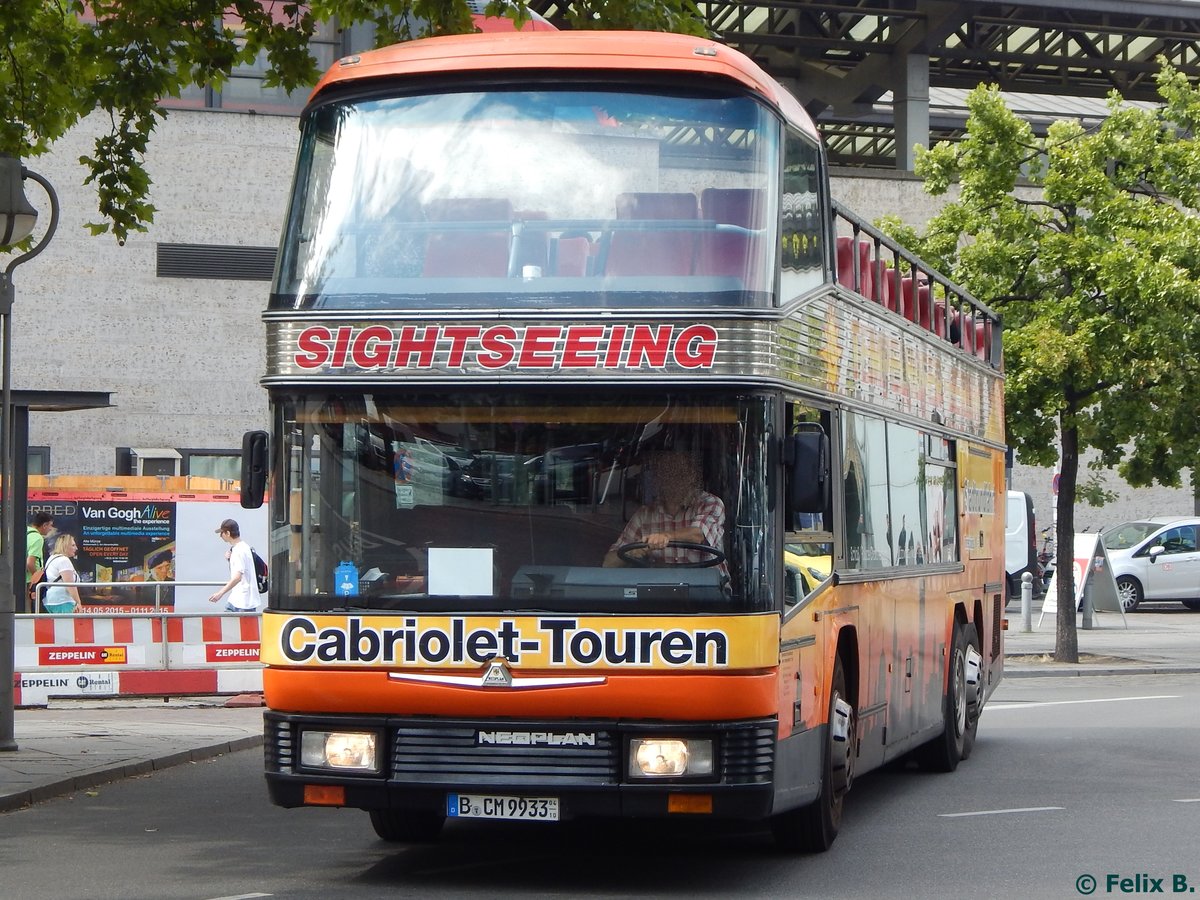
(42, 533, 83, 614)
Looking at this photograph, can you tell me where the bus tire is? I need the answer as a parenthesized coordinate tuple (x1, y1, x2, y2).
(369, 809, 445, 843)
(771, 655, 854, 853)
(917, 621, 981, 772)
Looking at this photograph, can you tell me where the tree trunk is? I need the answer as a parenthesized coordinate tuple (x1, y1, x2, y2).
(1055, 422, 1080, 662)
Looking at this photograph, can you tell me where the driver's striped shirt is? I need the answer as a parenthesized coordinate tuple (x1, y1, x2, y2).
(610, 491, 727, 572)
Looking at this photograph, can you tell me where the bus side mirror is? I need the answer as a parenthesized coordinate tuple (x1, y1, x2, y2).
(784, 426, 830, 513)
(241, 430, 269, 509)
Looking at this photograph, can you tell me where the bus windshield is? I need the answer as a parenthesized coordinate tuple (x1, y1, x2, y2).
(273, 86, 782, 310)
(273, 390, 777, 615)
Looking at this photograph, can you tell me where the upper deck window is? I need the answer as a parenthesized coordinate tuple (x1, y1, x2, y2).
(273, 86, 781, 310)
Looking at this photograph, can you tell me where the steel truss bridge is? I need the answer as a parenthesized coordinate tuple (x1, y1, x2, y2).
(529, 1, 1200, 169)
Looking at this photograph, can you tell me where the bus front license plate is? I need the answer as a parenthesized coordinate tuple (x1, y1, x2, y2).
(448, 793, 560, 821)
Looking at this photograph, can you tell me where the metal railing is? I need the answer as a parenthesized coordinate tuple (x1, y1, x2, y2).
(29, 578, 248, 614)
(832, 201, 1002, 370)
(23, 579, 260, 672)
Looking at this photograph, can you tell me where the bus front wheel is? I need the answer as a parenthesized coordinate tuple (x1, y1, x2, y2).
(369, 808, 445, 843)
(771, 655, 854, 853)
(917, 621, 981, 772)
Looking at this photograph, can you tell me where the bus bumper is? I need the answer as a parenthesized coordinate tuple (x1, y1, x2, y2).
(265, 711, 779, 821)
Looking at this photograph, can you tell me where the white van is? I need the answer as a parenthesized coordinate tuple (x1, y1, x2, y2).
(1005, 490, 1041, 600)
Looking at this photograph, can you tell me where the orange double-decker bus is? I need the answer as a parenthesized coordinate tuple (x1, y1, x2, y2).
(245, 28, 1005, 852)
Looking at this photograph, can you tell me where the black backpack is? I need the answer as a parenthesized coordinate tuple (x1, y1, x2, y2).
(28, 554, 63, 606)
(250, 548, 269, 594)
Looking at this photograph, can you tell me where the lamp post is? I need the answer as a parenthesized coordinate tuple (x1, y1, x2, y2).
(0, 154, 59, 751)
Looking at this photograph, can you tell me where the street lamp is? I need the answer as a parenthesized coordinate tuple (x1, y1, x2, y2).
(0, 153, 60, 751)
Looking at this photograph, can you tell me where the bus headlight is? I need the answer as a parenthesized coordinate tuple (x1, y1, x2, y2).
(300, 730, 380, 771)
(628, 738, 714, 778)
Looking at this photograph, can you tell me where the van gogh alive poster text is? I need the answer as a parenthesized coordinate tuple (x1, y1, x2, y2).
(27, 501, 176, 610)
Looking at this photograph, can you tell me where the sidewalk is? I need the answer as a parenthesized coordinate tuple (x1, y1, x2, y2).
(1004, 604, 1200, 677)
(1, 607, 1197, 815)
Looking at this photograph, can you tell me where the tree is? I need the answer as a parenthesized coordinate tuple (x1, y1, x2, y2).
(1, 0, 704, 243)
(881, 65, 1200, 662)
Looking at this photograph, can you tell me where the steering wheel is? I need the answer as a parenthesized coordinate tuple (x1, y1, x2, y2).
(616, 540, 726, 569)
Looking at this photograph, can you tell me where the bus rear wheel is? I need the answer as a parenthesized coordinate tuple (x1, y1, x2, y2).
(369, 808, 445, 843)
(917, 621, 982, 772)
(771, 655, 854, 853)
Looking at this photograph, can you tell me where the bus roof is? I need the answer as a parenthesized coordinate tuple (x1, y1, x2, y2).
(310, 30, 818, 140)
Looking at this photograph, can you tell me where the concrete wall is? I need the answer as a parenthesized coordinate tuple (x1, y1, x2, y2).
(10, 107, 1193, 530)
(14, 109, 298, 474)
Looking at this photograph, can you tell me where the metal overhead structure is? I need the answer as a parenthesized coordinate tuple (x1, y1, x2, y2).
(528, 0, 1200, 168)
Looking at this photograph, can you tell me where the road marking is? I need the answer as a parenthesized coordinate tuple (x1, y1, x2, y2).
(204, 894, 273, 900)
(939, 806, 1064, 818)
(1172, 799, 1200, 803)
(988, 695, 1178, 710)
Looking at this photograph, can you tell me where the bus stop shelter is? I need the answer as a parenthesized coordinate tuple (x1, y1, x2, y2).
(2, 389, 112, 749)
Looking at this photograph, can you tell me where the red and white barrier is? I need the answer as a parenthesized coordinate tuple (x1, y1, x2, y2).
(12, 612, 262, 706)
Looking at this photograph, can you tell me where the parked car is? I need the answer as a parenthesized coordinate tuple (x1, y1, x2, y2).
(1100, 516, 1200, 612)
(395, 438, 478, 499)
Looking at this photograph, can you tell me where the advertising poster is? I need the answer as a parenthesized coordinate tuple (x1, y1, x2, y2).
(28, 495, 268, 614)
(32, 500, 176, 612)
(1039, 533, 1127, 628)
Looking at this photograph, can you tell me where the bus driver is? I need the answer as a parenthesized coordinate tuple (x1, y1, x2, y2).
(603, 450, 726, 569)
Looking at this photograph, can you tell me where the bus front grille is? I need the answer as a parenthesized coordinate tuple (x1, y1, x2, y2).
(390, 722, 619, 786)
(721, 724, 775, 784)
(264, 718, 296, 774)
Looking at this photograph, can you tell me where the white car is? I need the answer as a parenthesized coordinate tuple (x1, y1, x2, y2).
(1101, 516, 1200, 612)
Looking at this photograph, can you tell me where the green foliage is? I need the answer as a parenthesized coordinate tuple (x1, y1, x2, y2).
(556, 0, 705, 33)
(1077, 470, 1118, 508)
(1, 0, 706, 243)
(0, 1, 96, 155)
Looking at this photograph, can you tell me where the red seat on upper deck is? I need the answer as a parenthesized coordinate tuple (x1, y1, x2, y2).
(886, 272, 929, 325)
(602, 192, 698, 277)
(835, 236, 874, 300)
(422, 198, 514, 277)
(698, 188, 765, 282)
(974, 318, 993, 360)
(552, 234, 593, 276)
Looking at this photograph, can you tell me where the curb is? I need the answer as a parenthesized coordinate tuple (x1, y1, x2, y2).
(1004, 664, 1200, 678)
(0, 733, 263, 814)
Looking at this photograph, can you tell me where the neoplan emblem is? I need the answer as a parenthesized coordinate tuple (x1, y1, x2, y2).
(482, 658, 513, 687)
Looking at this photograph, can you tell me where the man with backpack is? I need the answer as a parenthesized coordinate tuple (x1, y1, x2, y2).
(25, 512, 55, 613)
(207, 518, 260, 612)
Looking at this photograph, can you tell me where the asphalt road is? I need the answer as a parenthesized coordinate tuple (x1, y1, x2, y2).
(3, 673, 1198, 900)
